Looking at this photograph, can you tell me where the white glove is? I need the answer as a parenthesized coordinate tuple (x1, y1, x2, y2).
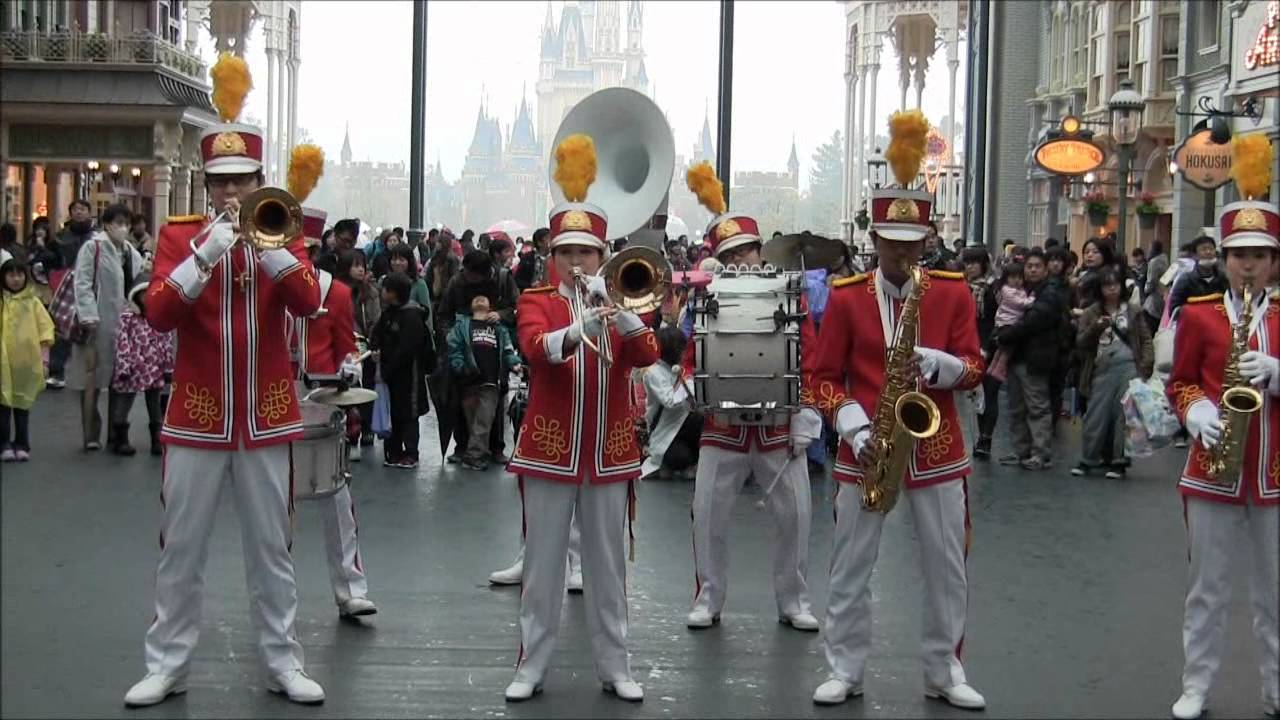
(193, 221, 237, 271)
(847, 427, 871, 457)
(1239, 351, 1280, 393)
(340, 356, 362, 385)
(914, 346, 965, 389)
(789, 407, 822, 457)
(613, 310, 644, 334)
(567, 306, 608, 345)
(584, 274, 608, 304)
(1185, 399, 1223, 449)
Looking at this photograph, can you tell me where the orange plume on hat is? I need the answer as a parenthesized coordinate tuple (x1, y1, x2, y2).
(1230, 133, 1274, 201)
(686, 162, 726, 216)
(210, 52, 252, 123)
(287, 145, 325, 204)
(885, 109, 930, 187)
(554, 134, 597, 203)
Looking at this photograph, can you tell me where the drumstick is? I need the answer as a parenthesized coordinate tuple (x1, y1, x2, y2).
(755, 454, 796, 510)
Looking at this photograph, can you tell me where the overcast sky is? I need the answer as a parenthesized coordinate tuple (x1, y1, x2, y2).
(196, 1, 965, 192)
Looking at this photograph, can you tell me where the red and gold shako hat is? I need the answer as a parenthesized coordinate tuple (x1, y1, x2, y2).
(872, 109, 933, 242)
(549, 134, 608, 251)
(704, 212, 762, 259)
(684, 162, 762, 260)
(302, 207, 328, 247)
(1219, 133, 1279, 251)
(202, 53, 261, 176)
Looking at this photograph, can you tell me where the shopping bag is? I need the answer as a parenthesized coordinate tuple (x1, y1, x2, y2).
(371, 382, 392, 439)
(1122, 388, 1154, 459)
(1128, 377, 1180, 447)
(986, 347, 1010, 383)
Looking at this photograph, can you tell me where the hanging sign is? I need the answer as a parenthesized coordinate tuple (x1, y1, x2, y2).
(1245, 0, 1279, 71)
(1034, 136, 1105, 176)
(1172, 128, 1233, 191)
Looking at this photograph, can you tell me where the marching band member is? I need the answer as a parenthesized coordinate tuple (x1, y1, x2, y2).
(810, 111, 986, 709)
(124, 54, 325, 707)
(1166, 135, 1279, 720)
(680, 162, 823, 632)
(286, 169, 379, 621)
(503, 135, 658, 703)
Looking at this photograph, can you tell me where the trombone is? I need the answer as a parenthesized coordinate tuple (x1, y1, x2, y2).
(570, 246, 672, 367)
(188, 186, 304, 264)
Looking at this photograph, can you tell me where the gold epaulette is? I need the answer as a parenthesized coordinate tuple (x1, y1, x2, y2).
(832, 273, 869, 288)
(927, 269, 965, 280)
(524, 284, 556, 294)
(1187, 292, 1223, 304)
(166, 214, 205, 224)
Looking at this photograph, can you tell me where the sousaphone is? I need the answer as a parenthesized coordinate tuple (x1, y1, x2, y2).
(548, 86, 675, 246)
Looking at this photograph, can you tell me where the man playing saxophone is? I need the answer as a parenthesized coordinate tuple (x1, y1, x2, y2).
(1165, 134, 1279, 720)
(808, 110, 986, 709)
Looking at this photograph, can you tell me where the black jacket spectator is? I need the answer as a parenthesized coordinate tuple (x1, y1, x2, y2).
(999, 275, 1069, 375)
(1168, 262, 1229, 320)
(438, 253, 519, 332)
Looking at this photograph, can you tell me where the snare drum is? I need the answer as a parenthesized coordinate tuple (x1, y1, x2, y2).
(292, 399, 351, 500)
(692, 270, 803, 426)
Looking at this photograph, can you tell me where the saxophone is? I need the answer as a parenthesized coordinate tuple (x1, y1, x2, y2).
(861, 264, 943, 514)
(1205, 283, 1264, 486)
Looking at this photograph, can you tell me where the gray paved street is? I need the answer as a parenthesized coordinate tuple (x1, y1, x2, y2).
(1, 390, 1266, 719)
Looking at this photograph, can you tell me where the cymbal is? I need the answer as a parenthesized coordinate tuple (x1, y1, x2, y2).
(308, 387, 378, 407)
(761, 232, 846, 271)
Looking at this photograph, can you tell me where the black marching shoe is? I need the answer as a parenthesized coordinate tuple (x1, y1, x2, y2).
(973, 436, 992, 459)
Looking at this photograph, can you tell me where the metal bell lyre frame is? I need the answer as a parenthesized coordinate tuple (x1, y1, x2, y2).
(571, 266, 614, 366)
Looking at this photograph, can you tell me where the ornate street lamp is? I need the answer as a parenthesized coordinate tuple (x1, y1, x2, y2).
(1108, 79, 1145, 254)
(866, 148, 888, 190)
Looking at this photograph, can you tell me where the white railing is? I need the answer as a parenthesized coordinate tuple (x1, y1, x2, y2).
(0, 29, 208, 83)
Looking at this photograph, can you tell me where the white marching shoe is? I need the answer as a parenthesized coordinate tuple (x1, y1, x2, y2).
(124, 673, 186, 707)
(339, 597, 378, 618)
(504, 680, 542, 702)
(566, 568, 584, 594)
(267, 669, 325, 705)
(779, 611, 820, 631)
(686, 607, 720, 629)
(813, 678, 863, 705)
(603, 679, 644, 702)
(489, 560, 523, 586)
(925, 682, 986, 710)
(1171, 692, 1205, 720)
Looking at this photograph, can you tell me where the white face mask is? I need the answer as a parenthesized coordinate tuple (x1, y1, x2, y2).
(106, 224, 129, 243)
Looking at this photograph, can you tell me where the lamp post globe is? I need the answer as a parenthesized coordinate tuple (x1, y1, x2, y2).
(1107, 79, 1146, 255)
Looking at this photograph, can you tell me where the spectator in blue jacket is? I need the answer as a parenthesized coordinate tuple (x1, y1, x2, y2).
(448, 294, 521, 470)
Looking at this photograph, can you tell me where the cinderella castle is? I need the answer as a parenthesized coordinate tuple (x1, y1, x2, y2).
(457, 0, 650, 230)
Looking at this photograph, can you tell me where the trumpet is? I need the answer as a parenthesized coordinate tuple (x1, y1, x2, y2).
(570, 246, 672, 367)
(188, 186, 304, 262)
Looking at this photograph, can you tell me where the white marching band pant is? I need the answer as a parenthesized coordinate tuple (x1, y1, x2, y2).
(515, 477, 631, 685)
(144, 443, 305, 678)
(317, 483, 369, 604)
(691, 445, 812, 618)
(824, 480, 970, 690)
(1181, 497, 1279, 705)
(510, 508, 583, 577)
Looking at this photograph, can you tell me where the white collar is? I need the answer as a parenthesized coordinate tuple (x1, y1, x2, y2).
(877, 269, 914, 300)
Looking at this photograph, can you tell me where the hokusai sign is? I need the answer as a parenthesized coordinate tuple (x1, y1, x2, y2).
(1034, 136, 1105, 176)
(1173, 128, 1233, 191)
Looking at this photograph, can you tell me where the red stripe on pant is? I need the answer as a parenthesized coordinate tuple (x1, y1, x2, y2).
(515, 474, 527, 670)
(287, 447, 296, 553)
(1182, 496, 1190, 563)
(956, 477, 971, 660)
(351, 499, 364, 573)
(689, 505, 700, 602)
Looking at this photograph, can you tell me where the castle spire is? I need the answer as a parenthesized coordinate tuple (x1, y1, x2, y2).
(340, 121, 352, 166)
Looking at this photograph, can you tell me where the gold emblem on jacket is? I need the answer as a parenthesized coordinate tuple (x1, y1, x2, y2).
(258, 380, 293, 425)
(530, 415, 569, 463)
(183, 383, 222, 431)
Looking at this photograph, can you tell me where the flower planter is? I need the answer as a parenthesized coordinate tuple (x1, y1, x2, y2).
(1138, 213, 1158, 229)
(1088, 209, 1109, 227)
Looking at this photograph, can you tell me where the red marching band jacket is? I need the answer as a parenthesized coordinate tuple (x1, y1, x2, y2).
(682, 296, 821, 452)
(146, 216, 322, 450)
(508, 285, 661, 484)
(809, 269, 985, 488)
(1167, 292, 1280, 505)
(289, 271, 357, 377)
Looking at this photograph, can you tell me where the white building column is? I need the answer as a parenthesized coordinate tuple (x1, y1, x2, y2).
(192, 170, 207, 217)
(867, 62, 880, 163)
(288, 59, 299, 156)
(277, 52, 288, 180)
(914, 62, 926, 109)
(899, 61, 910, 111)
(151, 162, 172, 236)
(266, 49, 277, 183)
(854, 63, 868, 216)
(841, 68, 854, 239)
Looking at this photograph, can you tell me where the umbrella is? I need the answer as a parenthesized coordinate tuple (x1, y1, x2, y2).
(426, 354, 460, 463)
(487, 219, 530, 237)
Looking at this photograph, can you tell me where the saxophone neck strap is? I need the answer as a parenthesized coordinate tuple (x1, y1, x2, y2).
(1224, 287, 1267, 341)
(874, 269, 914, 351)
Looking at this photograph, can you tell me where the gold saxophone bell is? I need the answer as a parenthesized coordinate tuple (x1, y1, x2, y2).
(1206, 283, 1265, 486)
(241, 186, 303, 251)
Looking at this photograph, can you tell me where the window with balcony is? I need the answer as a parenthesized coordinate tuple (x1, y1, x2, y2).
(1090, 35, 1104, 106)
(1052, 14, 1064, 87)
(1074, 8, 1088, 79)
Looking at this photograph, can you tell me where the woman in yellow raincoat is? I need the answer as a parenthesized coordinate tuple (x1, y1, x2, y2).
(1, 256, 55, 461)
